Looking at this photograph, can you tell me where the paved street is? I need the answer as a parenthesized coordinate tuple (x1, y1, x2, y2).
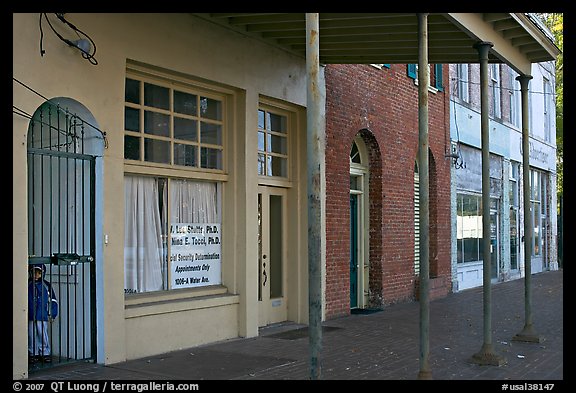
(27, 269, 563, 382)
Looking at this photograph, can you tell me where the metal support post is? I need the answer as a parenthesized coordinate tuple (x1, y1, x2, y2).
(513, 74, 542, 343)
(416, 12, 432, 381)
(306, 12, 323, 380)
(470, 41, 506, 366)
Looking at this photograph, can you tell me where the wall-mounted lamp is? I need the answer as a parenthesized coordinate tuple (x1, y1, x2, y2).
(39, 13, 98, 65)
(446, 140, 466, 169)
(72, 39, 91, 54)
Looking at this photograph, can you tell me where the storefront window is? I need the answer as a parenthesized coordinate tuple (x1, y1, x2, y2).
(123, 70, 228, 295)
(509, 162, 519, 270)
(124, 176, 221, 294)
(456, 193, 483, 263)
(530, 169, 546, 257)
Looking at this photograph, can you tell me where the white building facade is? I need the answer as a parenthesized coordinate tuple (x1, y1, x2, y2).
(449, 59, 558, 291)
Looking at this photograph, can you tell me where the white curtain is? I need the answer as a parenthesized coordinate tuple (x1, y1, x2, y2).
(170, 180, 218, 223)
(124, 176, 165, 293)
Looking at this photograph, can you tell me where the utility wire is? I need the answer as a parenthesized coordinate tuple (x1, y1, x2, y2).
(13, 77, 108, 148)
(39, 13, 98, 65)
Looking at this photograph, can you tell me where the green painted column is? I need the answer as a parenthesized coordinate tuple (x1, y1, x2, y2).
(470, 41, 506, 366)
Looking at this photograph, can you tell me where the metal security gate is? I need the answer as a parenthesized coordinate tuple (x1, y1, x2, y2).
(27, 102, 96, 370)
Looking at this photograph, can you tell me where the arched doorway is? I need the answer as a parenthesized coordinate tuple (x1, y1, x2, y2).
(27, 98, 104, 370)
(349, 135, 369, 309)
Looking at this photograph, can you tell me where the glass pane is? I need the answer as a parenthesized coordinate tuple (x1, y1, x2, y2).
(201, 147, 222, 169)
(490, 212, 498, 279)
(509, 180, 517, 207)
(531, 171, 539, 200)
(174, 143, 197, 167)
(144, 138, 170, 164)
(490, 198, 498, 210)
(174, 117, 197, 141)
(144, 83, 169, 110)
(267, 134, 287, 154)
(463, 238, 478, 262)
(350, 142, 361, 163)
(267, 112, 286, 133)
(174, 90, 197, 116)
(258, 109, 265, 129)
(200, 122, 222, 145)
(533, 202, 541, 255)
(350, 176, 358, 191)
(125, 78, 140, 104)
(125, 107, 140, 132)
(258, 153, 266, 175)
(258, 193, 262, 301)
(540, 180, 546, 213)
(457, 239, 463, 263)
(124, 135, 140, 160)
(258, 131, 265, 152)
(144, 111, 170, 137)
(200, 97, 222, 120)
(509, 209, 518, 270)
(270, 195, 283, 298)
(267, 156, 287, 177)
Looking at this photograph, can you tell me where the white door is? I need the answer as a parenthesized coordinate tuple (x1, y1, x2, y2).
(258, 186, 288, 327)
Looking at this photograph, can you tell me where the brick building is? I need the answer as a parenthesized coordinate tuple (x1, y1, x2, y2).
(323, 63, 453, 318)
(14, 13, 558, 380)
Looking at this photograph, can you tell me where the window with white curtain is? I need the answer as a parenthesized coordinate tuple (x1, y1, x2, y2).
(123, 68, 227, 295)
(124, 176, 167, 294)
(124, 175, 221, 294)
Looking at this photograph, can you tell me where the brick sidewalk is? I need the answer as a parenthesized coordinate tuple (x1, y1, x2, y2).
(27, 269, 563, 381)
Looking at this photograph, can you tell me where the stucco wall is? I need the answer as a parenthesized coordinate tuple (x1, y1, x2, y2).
(13, 12, 310, 379)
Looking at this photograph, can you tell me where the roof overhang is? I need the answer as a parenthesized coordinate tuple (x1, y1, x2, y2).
(193, 13, 560, 75)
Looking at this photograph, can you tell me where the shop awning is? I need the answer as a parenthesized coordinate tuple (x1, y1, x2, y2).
(193, 13, 560, 74)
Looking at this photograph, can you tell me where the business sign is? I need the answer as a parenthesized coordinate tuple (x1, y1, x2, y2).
(169, 223, 221, 289)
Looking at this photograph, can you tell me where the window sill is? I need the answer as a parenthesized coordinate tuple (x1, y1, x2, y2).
(257, 176, 293, 188)
(456, 260, 484, 267)
(125, 285, 239, 318)
(124, 162, 229, 182)
(412, 78, 439, 94)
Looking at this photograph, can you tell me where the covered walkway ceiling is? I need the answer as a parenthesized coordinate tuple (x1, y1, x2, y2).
(193, 13, 560, 75)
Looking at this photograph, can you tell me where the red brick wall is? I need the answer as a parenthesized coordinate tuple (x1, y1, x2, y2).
(324, 64, 452, 319)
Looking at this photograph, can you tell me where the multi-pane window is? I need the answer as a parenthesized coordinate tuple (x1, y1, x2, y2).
(257, 108, 288, 178)
(456, 193, 484, 263)
(530, 169, 546, 257)
(509, 70, 520, 127)
(370, 64, 390, 69)
(123, 72, 226, 295)
(124, 77, 224, 170)
(528, 85, 533, 135)
(543, 77, 552, 142)
(490, 64, 501, 119)
(457, 64, 469, 103)
(407, 64, 444, 91)
(509, 162, 519, 270)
